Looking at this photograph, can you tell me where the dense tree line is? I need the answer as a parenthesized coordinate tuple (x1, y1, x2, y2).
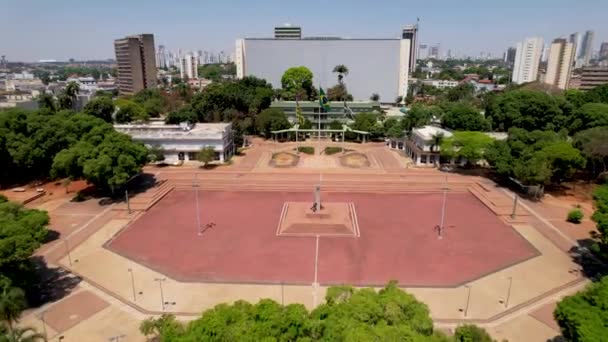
(0, 108, 148, 192)
(139, 281, 497, 342)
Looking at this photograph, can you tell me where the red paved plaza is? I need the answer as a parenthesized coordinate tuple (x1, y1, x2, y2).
(108, 190, 538, 287)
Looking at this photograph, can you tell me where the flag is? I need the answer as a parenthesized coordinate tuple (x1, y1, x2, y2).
(318, 87, 330, 112)
(296, 99, 305, 126)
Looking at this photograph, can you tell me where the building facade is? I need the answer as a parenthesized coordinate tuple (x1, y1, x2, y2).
(114, 34, 157, 95)
(180, 52, 199, 79)
(402, 25, 418, 71)
(545, 38, 575, 90)
(600, 42, 608, 60)
(387, 126, 452, 166)
(579, 67, 608, 90)
(236, 26, 412, 102)
(115, 122, 234, 163)
(512, 37, 543, 84)
(270, 101, 380, 129)
(578, 30, 595, 67)
(274, 25, 302, 39)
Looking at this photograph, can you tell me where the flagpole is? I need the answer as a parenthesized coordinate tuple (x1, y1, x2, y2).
(318, 88, 321, 142)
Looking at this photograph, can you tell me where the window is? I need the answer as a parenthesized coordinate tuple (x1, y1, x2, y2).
(187, 152, 198, 160)
(178, 152, 185, 161)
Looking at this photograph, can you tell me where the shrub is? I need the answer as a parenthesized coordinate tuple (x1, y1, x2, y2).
(297, 146, 314, 155)
(454, 324, 494, 342)
(567, 209, 584, 224)
(324, 146, 343, 155)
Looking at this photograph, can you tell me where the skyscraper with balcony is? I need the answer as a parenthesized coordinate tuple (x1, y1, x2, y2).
(545, 38, 575, 89)
(114, 34, 157, 95)
(512, 37, 543, 84)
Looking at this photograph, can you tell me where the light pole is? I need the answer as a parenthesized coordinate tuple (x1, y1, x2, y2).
(64, 239, 73, 266)
(194, 173, 202, 236)
(505, 277, 513, 308)
(511, 196, 519, 219)
(464, 285, 472, 317)
(125, 190, 131, 214)
(154, 278, 166, 311)
(127, 268, 136, 301)
(438, 175, 448, 239)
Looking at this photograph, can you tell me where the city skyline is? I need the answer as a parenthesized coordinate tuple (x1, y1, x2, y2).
(1, 0, 607, 62)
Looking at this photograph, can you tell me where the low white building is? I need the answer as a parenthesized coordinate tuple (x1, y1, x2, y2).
(115, 122, 234, 164)
(421, 79, 459, 89)
(388, 125, 453, 166)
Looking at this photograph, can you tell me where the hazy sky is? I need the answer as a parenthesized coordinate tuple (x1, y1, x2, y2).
(2, 0, 607, 62)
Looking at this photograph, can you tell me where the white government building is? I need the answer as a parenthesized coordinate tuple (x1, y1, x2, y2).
(115, 122, 234, 164)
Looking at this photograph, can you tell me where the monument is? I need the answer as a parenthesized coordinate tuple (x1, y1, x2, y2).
(276, 185, 360, 237)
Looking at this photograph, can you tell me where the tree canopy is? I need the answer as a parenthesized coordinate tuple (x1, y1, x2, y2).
(441, 103, 490, 131)
(440, 131, 493, 165)
(281, 66, 315, 100)
(256, 108, 290, 138)
(141, 281, 496, 341)
(485, 90, 565, 132)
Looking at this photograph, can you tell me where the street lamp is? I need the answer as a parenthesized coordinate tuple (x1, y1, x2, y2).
(154, 278, 166, 311)
(505, 277, 513, 308)
(464, 285, 472, 317)
(63, 239, 73, 266)
(127, 268, 136, 301)
(194, 173, 202, 236)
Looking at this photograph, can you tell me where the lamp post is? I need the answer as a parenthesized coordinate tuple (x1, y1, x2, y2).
(64, 239, 73, 266)
(438, 175, 448, 239)
(154, 278, 166, 311)
(194, 173, 202, 236)
(505, 277, 513, 308)
(127, 268, 136, 301)
(464, 285, 472, 317)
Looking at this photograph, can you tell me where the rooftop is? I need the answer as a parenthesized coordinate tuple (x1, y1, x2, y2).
(114, 122, 231, 140)
(412, 125, 453, 140)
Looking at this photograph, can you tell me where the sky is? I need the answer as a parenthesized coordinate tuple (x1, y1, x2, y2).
(2, 0, 607, 62)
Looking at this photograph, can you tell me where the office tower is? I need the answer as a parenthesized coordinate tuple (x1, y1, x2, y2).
(545, 38, 575, 89)
(274, 24, 302, 39)
(569, 33, 581, 61)
(402, 24, 418, 71)
(180, 52, 199, 79)
(600, 42, 608, 60)
(579, 30, 595, 67)
(156, 45, 167, 68)
(113, 34, 157, 95)
(429, 45, 439, 59)
(418, 44, 429, 59)
(512, 37, 543, 84)
(505, 47, 516, 66)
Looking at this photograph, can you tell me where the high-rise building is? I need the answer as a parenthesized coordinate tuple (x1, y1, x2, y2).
(579, 67, 608, 90)
(402, 24, 418, 71)
(545, 38, 575, 89)
(180, 52, 199, 79)
(418, 44, 429, 60)
(599, 42, 608, 60)
(578, 30, 595, 67)
(114, 34, 157, 95)
(429, 45, 440, 59)
(512, 37, 543, 84)
(236, 25, 412, 102)
(274, 24, 302, 39)
(505, 47, 517, 66)
(156, 45, 167, 69)
(569, 33, 581, 60)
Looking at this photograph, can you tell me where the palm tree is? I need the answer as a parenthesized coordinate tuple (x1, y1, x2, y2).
(0, 285, 26, 332)
(332, 65, 349, 85)
(430, 133, 444, 152)
(0, 326, 45, 342)
(58, 81, 80, 110)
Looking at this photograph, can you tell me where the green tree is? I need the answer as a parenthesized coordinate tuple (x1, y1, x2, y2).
(197, 146, 216, 167)
(555, 276, 608, 342)
(485, 89, 564, 131)
(574, 127, 608, 177)
(114, 99, 148, 123)
(83, 96, 115, 122)
(444, 83, 475, 102)
(255, 108, 290, 138)
(333, 64, 349, 85)
(540, 141, 586, 183)
(0, 281, 27, 332)
(327, 84, 352, 101)
(0, 326, 44, 342)
(454, 324, 495, 342)
(440, 132, 493, 165)
(36, 94, 57, 113)
(147, 145, 165, 163)
(441, 103, 490, 131)
(370, 93, 380, 102)
(281, 66, 314, 100)
(402, 104, 440, 131)
(569, 103, 608, 133)
(57, 81, 80, 110)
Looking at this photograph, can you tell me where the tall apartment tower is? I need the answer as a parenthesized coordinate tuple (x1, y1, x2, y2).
(578, 30, 595, 67)
(274, 24, 301, 39)
(402, 24, 418, 71)
(114, 34, 157, 95)
(569, 33, 581, 61)
(512, 37, 543, 84)
(156, 45, 167, 69)
(599, 42, 608, 60)
(545, 38, 575, 89)
(505, 47, 517, 66)
(180, 52, 199, 79)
